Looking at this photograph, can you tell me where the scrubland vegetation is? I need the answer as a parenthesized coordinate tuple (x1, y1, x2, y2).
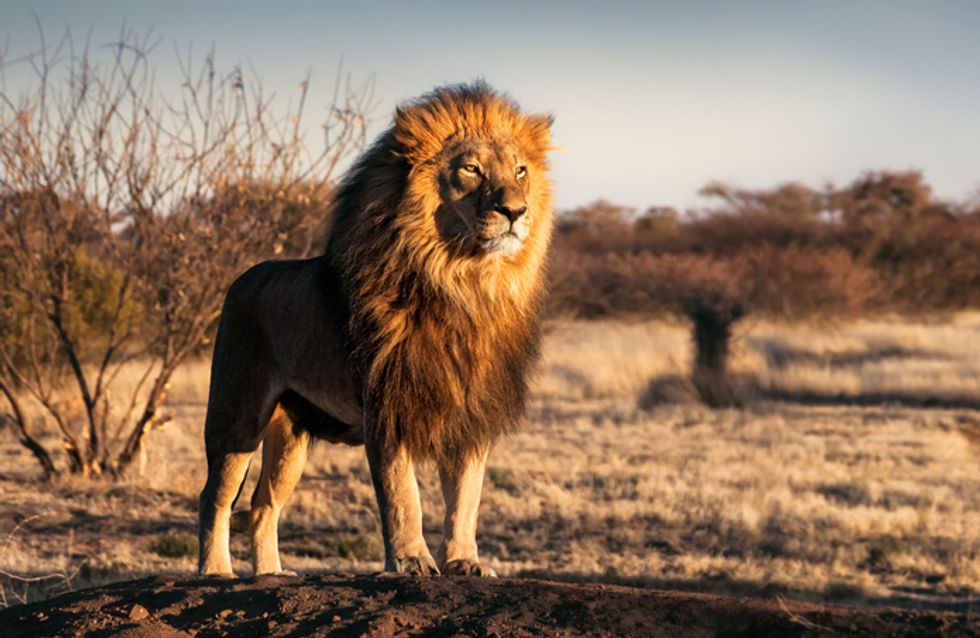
(1, 28, 979, 614)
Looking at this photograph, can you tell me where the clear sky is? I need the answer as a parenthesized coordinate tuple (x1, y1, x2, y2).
(2, 1, 979, 211)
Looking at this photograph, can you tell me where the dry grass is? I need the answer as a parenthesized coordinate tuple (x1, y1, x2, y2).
(746, 312, 980, 407)
(1, 314, 978, 610)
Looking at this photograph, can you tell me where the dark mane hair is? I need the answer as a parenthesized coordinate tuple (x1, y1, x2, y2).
(325, 82, 555, 461)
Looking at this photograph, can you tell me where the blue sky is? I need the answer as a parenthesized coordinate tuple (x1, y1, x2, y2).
(2, 1, 979, 211)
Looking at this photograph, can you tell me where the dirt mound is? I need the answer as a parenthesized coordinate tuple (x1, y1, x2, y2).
(2, 574, 976, 637)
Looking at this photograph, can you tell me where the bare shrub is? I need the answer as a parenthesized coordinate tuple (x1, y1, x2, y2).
(0, 27, 372, 478)
(870, 215, 980, 311)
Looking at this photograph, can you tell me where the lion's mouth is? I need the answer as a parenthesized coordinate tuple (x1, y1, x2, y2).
(479, 231, 524, 257)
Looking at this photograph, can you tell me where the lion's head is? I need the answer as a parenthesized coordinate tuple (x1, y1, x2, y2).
(331, 81, 554, 305)
(424, 134, 537, 258)
(393, 83, 553, 276)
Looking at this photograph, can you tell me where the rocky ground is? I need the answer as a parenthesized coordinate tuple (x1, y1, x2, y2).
(3, 574, 978, 637)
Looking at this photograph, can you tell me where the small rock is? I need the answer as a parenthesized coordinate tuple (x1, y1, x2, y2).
(332, 615, 341, 622)
(218, 609, 233, 619)
(128, 604, 149, 621)
(268, 621, 278, 629)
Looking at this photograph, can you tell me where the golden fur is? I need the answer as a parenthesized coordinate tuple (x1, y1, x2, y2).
(198, 82, 554, 576)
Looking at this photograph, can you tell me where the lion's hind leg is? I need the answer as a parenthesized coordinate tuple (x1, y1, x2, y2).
(198, 363, 280, 576)
(198, 440, 255, 577)
(250, 406, 309, 576)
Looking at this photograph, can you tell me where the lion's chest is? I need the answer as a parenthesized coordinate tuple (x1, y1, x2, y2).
(373, 297, 527, 413)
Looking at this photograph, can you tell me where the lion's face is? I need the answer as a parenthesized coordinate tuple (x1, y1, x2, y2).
(435, 137, 533, 258)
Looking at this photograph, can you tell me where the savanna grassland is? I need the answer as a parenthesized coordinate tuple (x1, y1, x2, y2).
(1, 314, 978, 612)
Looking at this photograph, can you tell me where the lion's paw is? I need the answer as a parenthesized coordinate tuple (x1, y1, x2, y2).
(391, 555, 440, 576)
(255, 569, 299, 577)
(442, 559, 497, 577)
(199, 570, 237, 579)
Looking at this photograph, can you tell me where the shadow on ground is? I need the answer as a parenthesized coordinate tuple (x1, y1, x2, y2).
(3, 574, 978, 638)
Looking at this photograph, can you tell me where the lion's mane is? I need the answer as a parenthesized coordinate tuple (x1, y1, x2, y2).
(325, 82, 554, 462)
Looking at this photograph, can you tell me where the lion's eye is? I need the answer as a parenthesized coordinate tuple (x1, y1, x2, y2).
(462, 163, 480, 175)
(515, 165, 527, 178)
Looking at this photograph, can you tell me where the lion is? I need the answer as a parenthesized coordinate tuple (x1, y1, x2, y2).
(198, 82, 554, 577)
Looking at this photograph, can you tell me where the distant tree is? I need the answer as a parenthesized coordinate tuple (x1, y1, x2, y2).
(553, 199, 636, 253)
(655, 255, 747, 407)
(833, 170, 936, 226)
(700, 181, 830, 218)
(634, 206, 679, 240)
(656, 248, 871, 406)
(557, 199, 635, 234)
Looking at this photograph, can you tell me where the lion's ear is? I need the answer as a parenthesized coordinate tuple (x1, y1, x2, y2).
(523, 114, 555, 160)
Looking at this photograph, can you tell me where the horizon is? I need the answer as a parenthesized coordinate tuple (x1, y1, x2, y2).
(1, 0, 978, 211)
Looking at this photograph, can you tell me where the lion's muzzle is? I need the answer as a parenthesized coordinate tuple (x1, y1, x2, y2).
(479, 209, 530, 257)
(495, 201, 527, 223)
(477, 187, 529, 256)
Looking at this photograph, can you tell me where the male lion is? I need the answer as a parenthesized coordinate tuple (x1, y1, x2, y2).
(198, 82, 554, 577)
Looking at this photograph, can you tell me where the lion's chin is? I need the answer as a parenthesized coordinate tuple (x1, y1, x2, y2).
(479, 232, 524, 257)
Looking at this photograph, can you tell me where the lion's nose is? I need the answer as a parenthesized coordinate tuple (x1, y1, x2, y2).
(495, 202, 527, 223)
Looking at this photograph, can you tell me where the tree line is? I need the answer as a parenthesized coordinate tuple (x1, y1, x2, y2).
(548, 173, 980, 403)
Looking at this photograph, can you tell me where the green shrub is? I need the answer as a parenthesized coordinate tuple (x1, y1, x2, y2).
(152, 532, 199, 559)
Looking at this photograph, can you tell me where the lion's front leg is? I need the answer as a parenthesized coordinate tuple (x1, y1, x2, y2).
(364, 430, 438, 575)
(437, 447, 496, 577)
